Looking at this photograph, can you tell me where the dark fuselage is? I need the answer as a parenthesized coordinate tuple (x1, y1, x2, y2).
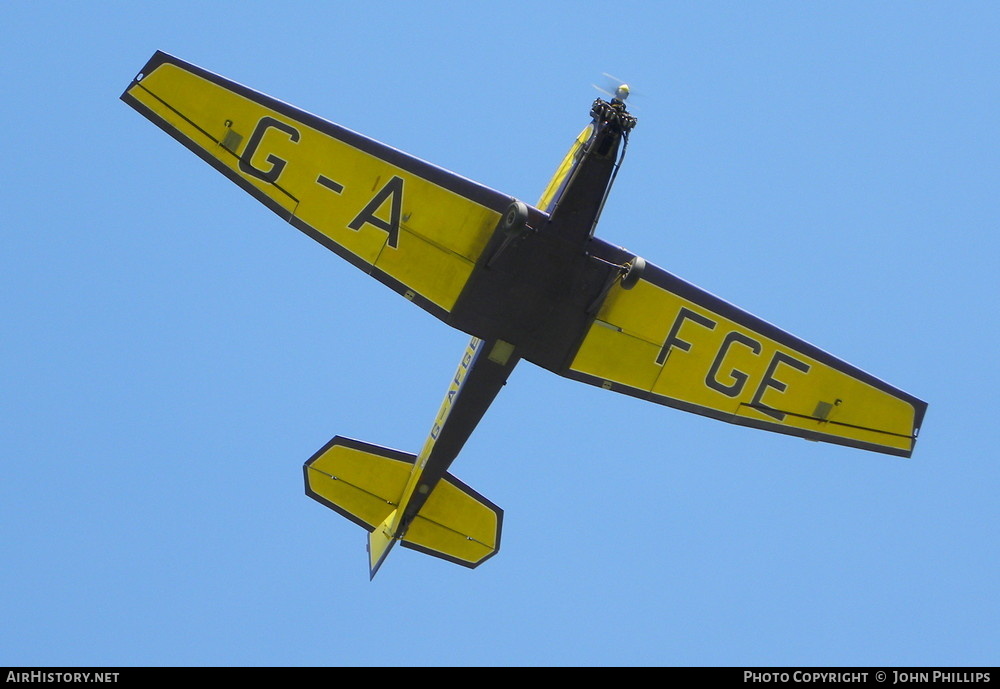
(398, 103, 634, 536)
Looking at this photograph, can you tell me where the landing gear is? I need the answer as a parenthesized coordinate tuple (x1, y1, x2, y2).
(620, 256, 646, 290)
(585, 254, 647, 314)
(485, 200, 531, 268)
(500, 200, 529, 235)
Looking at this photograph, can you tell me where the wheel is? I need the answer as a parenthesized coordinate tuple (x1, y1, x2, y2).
(621, 256, 646, 290)
(500, 200, 529, 235)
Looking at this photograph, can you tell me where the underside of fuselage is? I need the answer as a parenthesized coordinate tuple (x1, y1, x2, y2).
(361, 99, 640, 576)
(448, 100, 637, 373)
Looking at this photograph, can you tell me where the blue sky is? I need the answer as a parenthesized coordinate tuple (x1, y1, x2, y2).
(2, 1, 997, 667)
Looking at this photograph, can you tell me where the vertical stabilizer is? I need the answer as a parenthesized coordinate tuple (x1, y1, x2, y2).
(368, 510, 398, 580)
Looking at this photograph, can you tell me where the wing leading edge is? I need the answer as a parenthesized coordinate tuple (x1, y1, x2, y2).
(121, 51, 542, 322)
(565, 241, 927, 457)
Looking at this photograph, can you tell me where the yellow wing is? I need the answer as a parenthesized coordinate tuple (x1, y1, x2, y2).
(565, 244, 927, 457)
(122, 51, 526, 320)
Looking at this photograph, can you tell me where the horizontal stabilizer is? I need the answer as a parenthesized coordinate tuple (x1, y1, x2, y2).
(402, 473, 503, 568)
(304, 435, 502, 572)
(303, 437, 413, 531)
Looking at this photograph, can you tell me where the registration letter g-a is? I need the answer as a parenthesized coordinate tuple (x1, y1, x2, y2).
(239, 116, 300, 183)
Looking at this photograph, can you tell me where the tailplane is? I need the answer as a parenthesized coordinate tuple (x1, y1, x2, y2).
(304, 436, 502, 577)
(399, 470, 503, 568)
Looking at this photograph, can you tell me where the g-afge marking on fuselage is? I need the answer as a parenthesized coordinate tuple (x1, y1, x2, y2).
(429, 339, 479, 444)
(122, 52, 928, 578)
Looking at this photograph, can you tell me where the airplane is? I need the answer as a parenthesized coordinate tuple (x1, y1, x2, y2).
(121, 51, 927, 579)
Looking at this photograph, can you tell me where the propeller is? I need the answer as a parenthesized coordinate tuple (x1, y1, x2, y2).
(592, 72, 633, 103)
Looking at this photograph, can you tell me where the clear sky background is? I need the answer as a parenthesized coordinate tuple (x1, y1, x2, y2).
(2, 1, 997, 667)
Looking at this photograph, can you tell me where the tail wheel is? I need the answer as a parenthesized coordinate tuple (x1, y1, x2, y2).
(621, 256, 646, 290)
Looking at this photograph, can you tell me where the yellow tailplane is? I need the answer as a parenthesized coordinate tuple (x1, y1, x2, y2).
(304, 436, 502, 577)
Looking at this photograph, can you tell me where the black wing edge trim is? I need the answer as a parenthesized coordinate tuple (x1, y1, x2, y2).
(123, 50, 514, 212)
(566, 368, 922, 458)
(302, 435, 416, 532)
(586, 237, 929, 438)
(400, 470, 503, 569)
